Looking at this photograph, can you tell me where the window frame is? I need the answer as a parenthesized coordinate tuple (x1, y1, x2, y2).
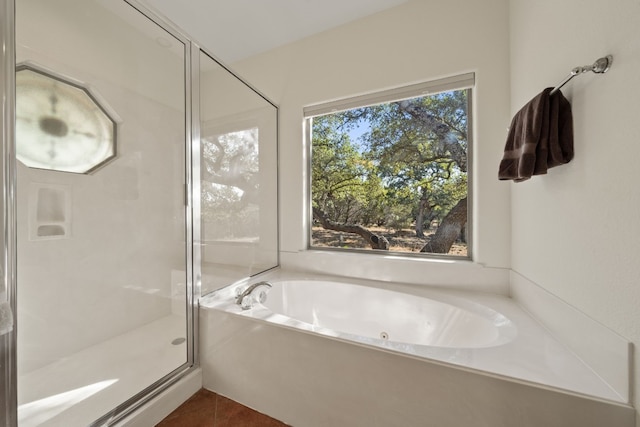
(304, 73, 475, 260)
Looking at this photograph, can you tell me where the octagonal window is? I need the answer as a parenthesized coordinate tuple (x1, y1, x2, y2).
(15, 64, 117, 174)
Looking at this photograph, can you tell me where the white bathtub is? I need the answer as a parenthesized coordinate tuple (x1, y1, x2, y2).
(260, 279, 516, 349)
(200, 271, 633, 427)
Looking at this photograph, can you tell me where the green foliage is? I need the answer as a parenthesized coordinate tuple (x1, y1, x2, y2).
(311, 89, 469, 241)
(311, 115, 386, 224)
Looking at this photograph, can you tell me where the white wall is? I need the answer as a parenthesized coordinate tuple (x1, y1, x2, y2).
(232, 0, 512, 291)
(509, 0, 640, 421)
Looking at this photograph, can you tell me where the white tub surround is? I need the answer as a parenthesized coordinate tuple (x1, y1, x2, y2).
(280, 250, 510, 295)
(510, 271, 631, 403)
(200, 271, 633, 426)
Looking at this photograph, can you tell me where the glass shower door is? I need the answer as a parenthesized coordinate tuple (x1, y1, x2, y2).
(15, 0, 190, 425)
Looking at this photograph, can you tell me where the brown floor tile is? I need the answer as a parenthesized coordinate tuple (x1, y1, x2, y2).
(214, 395, 289, 427)
(156, 389, 217, 427)
(157, 389, 289, 427)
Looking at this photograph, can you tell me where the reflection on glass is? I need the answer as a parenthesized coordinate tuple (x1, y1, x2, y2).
(199, 51, 278, 295)
(202, 128, 259, 241)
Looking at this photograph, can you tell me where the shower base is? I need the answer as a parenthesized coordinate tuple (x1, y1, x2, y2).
(18, 314, 187, 427)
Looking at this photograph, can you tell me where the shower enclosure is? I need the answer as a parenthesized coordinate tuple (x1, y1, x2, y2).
(1, 0, 279, 425)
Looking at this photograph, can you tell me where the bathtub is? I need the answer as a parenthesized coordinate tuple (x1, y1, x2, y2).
(200, 271, 634, 427)
(245, 279, 517, 350)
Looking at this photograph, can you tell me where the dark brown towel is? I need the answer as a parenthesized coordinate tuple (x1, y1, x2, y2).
(499, 87, 574, 182)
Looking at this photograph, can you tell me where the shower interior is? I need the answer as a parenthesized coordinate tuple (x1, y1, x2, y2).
(10, 0, 278, 425)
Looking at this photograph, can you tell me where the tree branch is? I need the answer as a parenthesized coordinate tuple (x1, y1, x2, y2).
(313, 207, 389, 250)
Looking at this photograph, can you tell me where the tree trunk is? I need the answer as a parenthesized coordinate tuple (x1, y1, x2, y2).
(415, 197, 429, 238)
(420, 197, 467, 254)
(313, 207, 389, 250)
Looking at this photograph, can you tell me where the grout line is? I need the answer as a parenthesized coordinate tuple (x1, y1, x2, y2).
(213, 391, 219, 427)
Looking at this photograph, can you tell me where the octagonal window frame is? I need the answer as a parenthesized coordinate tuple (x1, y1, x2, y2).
(15, 62, 119, 174)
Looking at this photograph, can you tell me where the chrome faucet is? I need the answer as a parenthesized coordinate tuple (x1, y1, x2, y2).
(235, 281, 272, 309)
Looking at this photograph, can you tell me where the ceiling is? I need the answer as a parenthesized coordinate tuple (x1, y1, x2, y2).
(141, 0, 409, 63)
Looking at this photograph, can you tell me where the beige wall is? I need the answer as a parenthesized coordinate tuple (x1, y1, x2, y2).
(232, 0, 512, 288)
(509, 0, 640, 421)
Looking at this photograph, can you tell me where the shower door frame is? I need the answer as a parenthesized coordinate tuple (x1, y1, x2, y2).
(81, 1, 203, 424)
(1, 0, 203, 425)
(1, 0, 17, 425)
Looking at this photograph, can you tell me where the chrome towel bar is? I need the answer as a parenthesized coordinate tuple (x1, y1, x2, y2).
(550, 55, 612, 95)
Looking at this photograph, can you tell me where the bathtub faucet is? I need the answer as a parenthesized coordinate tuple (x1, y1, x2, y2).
(235, 281, 272, 309)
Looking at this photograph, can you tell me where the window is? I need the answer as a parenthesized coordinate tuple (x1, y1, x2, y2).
(15, 64, 117, 174)
(306, 73, 473, 258)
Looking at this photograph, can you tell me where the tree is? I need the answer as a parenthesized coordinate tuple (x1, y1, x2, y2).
(310, 89, 469, 255)
(420, 197, 467, 253)
(311, 115, 389, 249)
(392, 94, 468, 253)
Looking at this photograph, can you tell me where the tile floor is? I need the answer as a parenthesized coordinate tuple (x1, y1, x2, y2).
(156, 389, 290, 426)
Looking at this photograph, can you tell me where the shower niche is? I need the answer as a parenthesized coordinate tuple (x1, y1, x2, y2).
(28, 183, 71, 240)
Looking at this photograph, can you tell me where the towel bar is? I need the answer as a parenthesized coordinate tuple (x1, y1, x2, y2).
(550, 55, 612, 95)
